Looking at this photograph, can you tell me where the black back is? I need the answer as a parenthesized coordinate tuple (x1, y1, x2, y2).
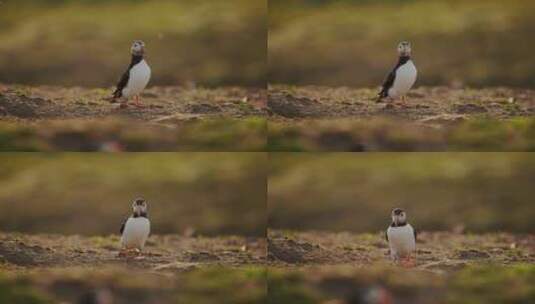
(112, 55, 143, 99)
(377, 56, 411, 101)
(119, 218, 127, 234)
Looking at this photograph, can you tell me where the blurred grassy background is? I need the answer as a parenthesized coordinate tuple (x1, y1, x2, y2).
(0, 266, 267, 304)
(0, 153, 267, 236)
(0, 0, 266, 87)
(269, 0, 535, 87)
(268, 153, 535, 233)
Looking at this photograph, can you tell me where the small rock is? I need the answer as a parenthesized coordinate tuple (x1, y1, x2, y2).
(141, 92, 158, 98)
(186, 103, 221, 114)
(457, 249, 490, 259)
(187, 251, 220, 262)
(454, 103, 487, 114)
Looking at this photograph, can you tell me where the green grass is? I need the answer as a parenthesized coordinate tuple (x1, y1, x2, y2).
(268, 117, 535, 152)
(1, 267, 266, 304)
(267, 264, 535, 304)
(176, 267, 266, 304)
(0, 117, 267, 151)
(0, 277, 52, 304)
(449, 265, 535, 303)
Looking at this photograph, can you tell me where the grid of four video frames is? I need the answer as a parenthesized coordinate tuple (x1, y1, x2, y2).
(1, 1, 534, 303)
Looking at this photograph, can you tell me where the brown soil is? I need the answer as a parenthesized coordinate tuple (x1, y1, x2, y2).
(0, 232, 266, 273)
(0, 85, 265, 122)
(0, 85, 267, 151)
(268, 230, 535, 272)
(0, 232, 266, 304)
(268, 86, 535, 124)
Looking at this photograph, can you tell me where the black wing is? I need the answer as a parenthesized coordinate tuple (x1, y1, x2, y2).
(377, 67, 397, 102)
(385, 230, 389, 242)
(414, 228, 418, 242)
(120, 217, 128, 235)
(112, 69, 130, 100)
(377, 57, 411, 102)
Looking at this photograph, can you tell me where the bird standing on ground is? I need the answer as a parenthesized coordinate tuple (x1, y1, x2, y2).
(119, 198, 151, 256)
(386, 208, 416, 266)
(111, 40, 151, 108)
(377, 41, 417, 105)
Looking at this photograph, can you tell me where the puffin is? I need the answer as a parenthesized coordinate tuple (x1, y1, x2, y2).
(376, 41, 417, 105)
(385, 208, 416, 266)
(111, 40, 151, 108)
(119, 197, 151, 256)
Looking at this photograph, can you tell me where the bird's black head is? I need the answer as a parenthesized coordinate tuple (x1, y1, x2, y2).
(391, 208, 407, 225)
(130, 40, 145, 56)
(393, 208, 404, 215)
(397, 41, 412, 57)
(132, 197, 148, 216)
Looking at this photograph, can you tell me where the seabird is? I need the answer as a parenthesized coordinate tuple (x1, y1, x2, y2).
(111, 40, 151, 108)
(377, 41, 417, 105)
(385, 208, 416, 266)
(119, 197, 151, 256)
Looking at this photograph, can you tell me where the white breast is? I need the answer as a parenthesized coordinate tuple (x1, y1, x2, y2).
(121, 217, 150, 250)
(388, 60, 417, 98)
(387, 224, 416, 258)
(122, 59, 151, 98)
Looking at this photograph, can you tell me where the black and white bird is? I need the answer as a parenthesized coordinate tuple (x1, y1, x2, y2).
(385, 208, 416, 265)
(377, 41, 417, 105)
(111, 40, 151, 108)
(119, 198, 151, 255)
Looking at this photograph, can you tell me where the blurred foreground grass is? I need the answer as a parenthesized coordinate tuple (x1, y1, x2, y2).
(269, 153, 535, 233)
(0, 153, 267, 236)
(0, 0, 266, 87)
(0, 117, 267, 151)
(0, 266, 266, 304)
(269, 0, 535, 87)
(268, 264, 535, 304)
(268, 117, 535, 152)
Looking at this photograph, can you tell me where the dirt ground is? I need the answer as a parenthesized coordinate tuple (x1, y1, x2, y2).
(0, 84, 266, 151)
(268, 230, 535, 269)
(0, 85, 265, 122)
(267, 230, 535, 304)
(0, 232, 266, 303)
(268, 86, 535, 151)
(268, 86, 534, 122)
(0, 232, 265, 272)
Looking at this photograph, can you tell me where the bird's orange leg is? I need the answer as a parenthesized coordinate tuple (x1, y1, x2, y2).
(133, 95, 145, 108)
(399, 95, 408, 107)
(118, 247, 142, 258)
(400, 255, 415, 268)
